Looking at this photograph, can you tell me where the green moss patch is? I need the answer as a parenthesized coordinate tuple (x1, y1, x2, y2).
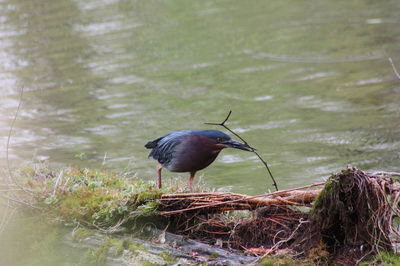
(361, 252, 400, 265)
(258, 255, 301, 266)
(27, 166, 170, 229)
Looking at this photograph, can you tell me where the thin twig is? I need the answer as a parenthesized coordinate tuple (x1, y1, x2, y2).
(0, 194, 41, 210)
(253, 152, 278, 191)
(6, 87, 24, 185)
(388, 57, 400, 80)
(1, 86, 26, 237)
(5, 86, 33, 195)
(0, 208, 16, 236)
(205, 110, 279, 191)
(259, 218, 309, 260)
(0, 183, 19, 187)
(370, 171, 400, 177)
(102, 152, 107, 165)
(0, 189, 26, 192)
(52, 170, 64, 196)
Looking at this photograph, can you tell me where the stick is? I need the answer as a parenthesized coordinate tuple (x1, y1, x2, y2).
(388, 57, 400, 80)
(205, 110, 279, 191)
(52, 170, 64, 196)
(5, 86, 33, 194)
(369, 171, 400, 177)
(6, 87, 24, 186)
(159, 182, 324, 215)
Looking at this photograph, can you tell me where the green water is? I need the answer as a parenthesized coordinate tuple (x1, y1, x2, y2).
(0, 0, 400, 194)
(1, 0, 400, 194)
(0, 210, 84, 266)
(1, 0, 400, 263)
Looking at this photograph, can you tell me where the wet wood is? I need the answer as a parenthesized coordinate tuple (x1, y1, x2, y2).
(158, 189, 322, 215)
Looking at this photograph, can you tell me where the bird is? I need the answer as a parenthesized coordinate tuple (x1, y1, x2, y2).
(145, 129, 255, 192)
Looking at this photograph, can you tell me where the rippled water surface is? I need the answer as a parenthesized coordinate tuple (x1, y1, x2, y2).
(1, 0, 400, 195)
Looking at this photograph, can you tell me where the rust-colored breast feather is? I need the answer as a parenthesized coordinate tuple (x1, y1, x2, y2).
(168, 134, 222, 173)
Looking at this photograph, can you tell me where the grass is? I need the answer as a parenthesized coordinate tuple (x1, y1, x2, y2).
(26, 166, 169, 229)
(10, 163, 219, 231)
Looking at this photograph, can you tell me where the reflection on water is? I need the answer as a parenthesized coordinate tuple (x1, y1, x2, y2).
(0, 0, 400, 196)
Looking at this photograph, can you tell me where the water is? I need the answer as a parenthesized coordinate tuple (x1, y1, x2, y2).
(0, 210, 85, 266)
(1, 0, 400, 195)
(2, 0, 400, 196)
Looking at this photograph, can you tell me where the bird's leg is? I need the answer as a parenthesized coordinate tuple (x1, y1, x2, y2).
(188, 171, 196, 192)
(156, 164, 163, 189)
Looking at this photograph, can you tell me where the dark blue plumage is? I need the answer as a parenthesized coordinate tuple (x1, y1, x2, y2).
(145, 129, 254, 191)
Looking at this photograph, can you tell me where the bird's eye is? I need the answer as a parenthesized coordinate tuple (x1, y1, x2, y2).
(216, 138, 222, 143)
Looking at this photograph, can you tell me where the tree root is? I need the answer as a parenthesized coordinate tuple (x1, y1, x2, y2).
(157, 167, 400, 264)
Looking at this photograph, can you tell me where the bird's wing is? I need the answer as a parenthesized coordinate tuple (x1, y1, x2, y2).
(147, 130, 191, 165)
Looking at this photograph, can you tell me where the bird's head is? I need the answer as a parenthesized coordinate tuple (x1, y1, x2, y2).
(194, 130, 255, 152)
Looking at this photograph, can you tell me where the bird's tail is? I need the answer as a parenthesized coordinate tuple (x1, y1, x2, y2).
(145, 136, 163, 149)
(145, 141, 156, 149)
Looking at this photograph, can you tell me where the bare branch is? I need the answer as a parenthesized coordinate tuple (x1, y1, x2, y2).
(388, 57, 400, 80)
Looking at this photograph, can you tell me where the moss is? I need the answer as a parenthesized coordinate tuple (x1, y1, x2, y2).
(108, 238, 125, 256)
(361, 252, 400, 265)
(136, 201, 159, 216)
(103, 237, 148, 256)
(160, 251, 178, 264)
(128, 242, 147, 253)
(114, 244, 125, 257)
(141, 261, 157, 266)
(122, 239, 131, 249)
(78, 239, 112, 266)
(75, 234, 149, 259)
(92, 239, 112, 264)
(311, 179, 335, 211)
(306, 243, 330, 265)
(210, 252, 218, 259)
(258, 255, 302, 266)
(33, 166, 170, 229)
(135, 190, 163, 203)
(72, 227, 94, 241)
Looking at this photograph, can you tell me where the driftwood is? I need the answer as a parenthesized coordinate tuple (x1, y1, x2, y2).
(158, 189, 322, 215)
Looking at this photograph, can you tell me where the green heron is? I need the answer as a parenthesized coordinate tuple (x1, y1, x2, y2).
(145, 130, 255, 192)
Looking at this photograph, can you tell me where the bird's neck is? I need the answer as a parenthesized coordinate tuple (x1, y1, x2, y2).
(211, 144, 225, 154)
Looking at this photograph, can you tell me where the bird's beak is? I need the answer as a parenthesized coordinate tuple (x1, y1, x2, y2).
(221, 139, 256, 152)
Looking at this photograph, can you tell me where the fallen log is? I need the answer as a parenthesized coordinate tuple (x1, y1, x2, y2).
(158, 183, 324, 215)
